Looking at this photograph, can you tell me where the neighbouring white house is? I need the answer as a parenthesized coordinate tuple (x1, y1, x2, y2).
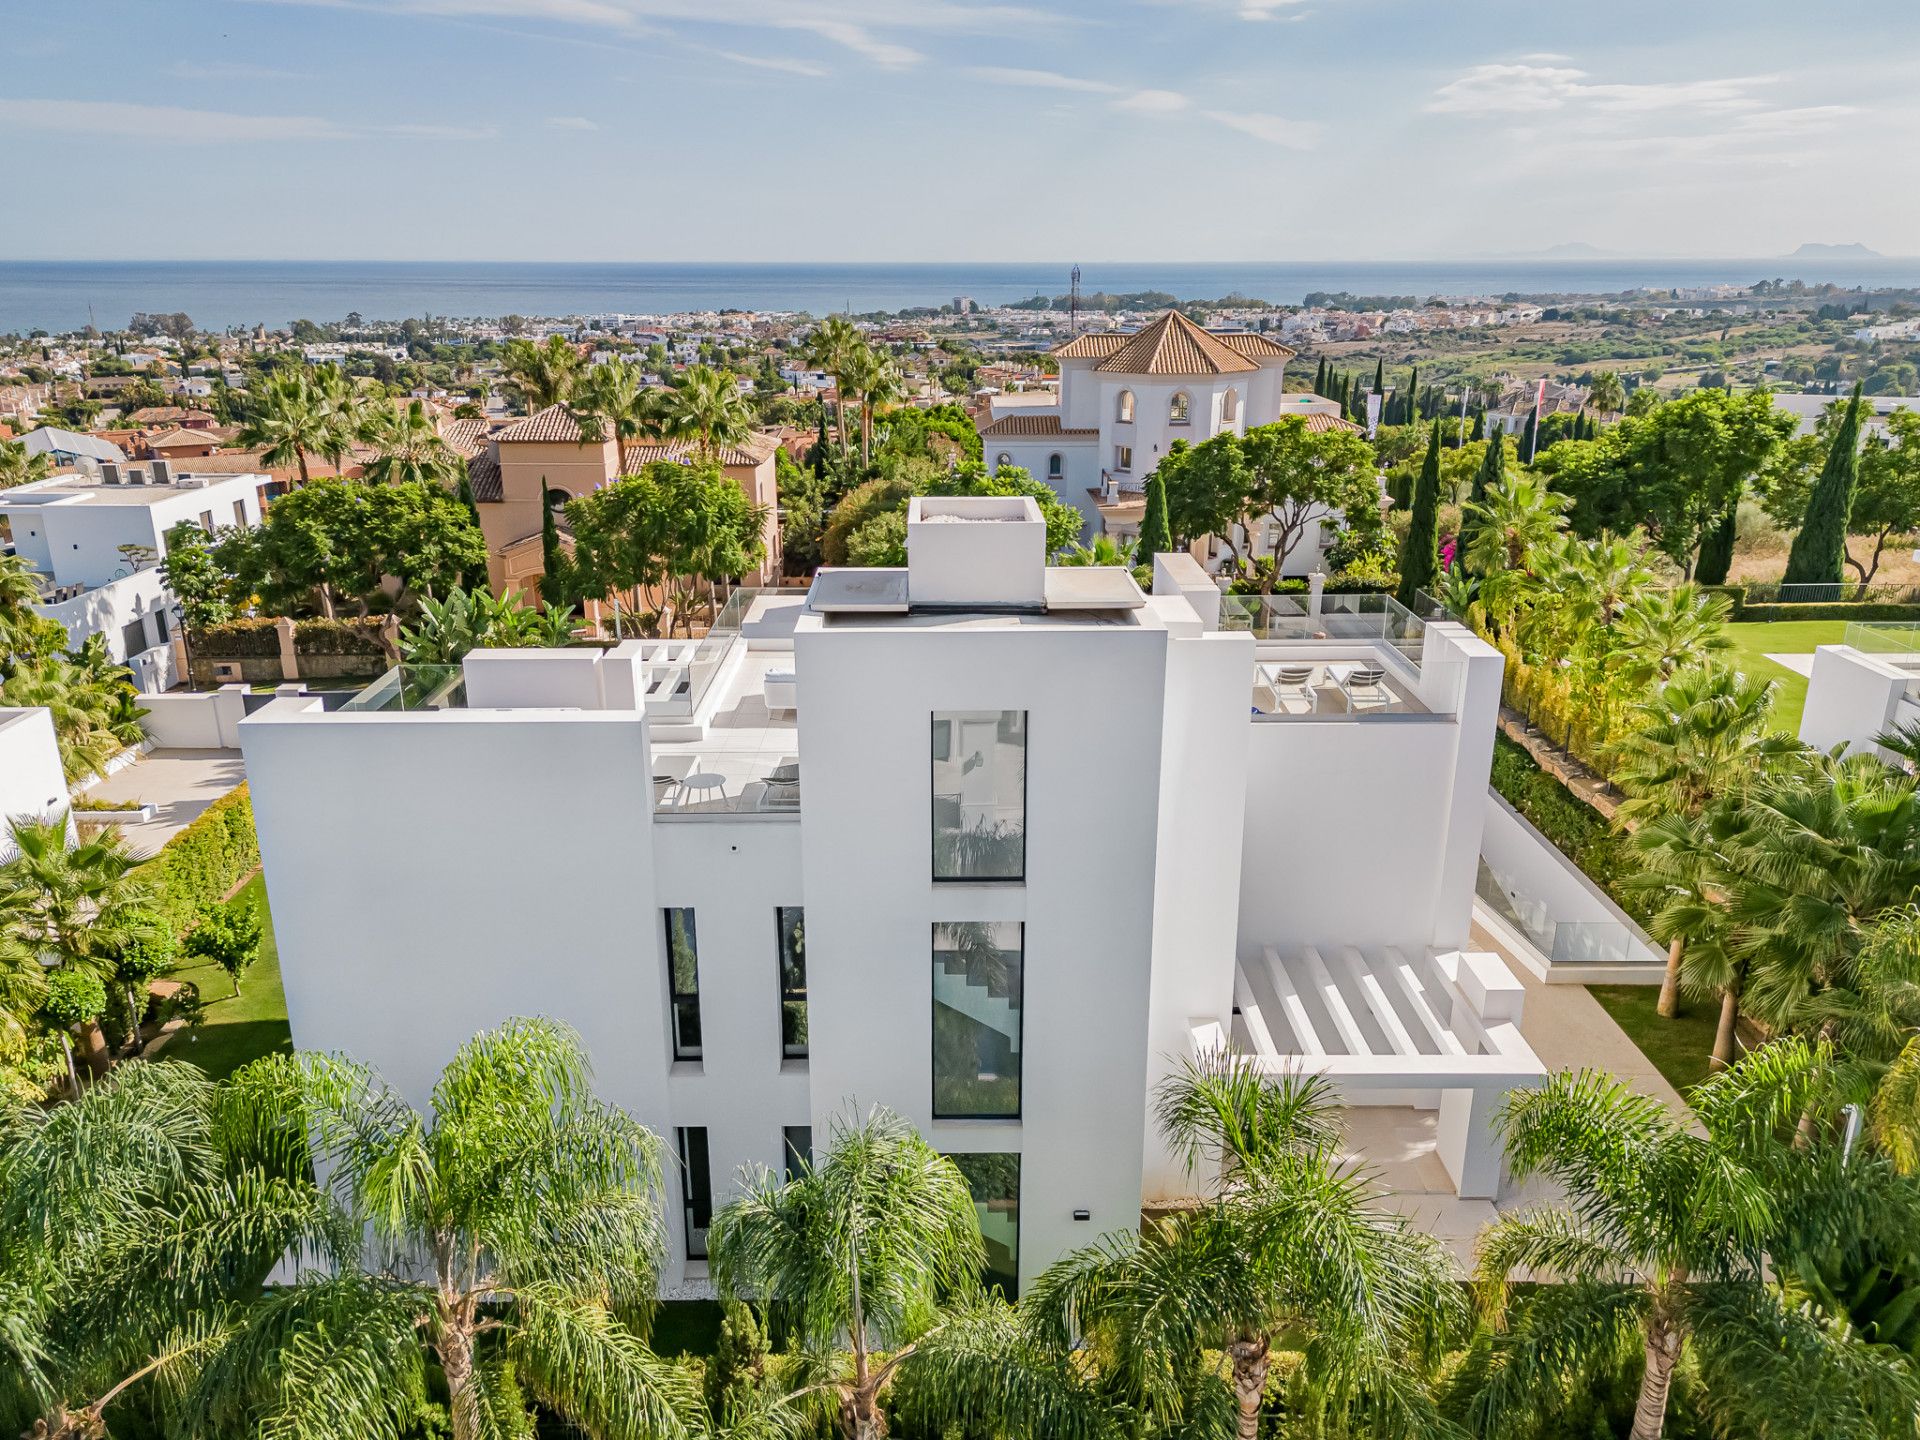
(238, 496, 1537, 1295)
(979, 310, 1357, 573)
(0, 707, 68, 858)
(1799, 633, 1920, 760)
(0, 465, 267, 691)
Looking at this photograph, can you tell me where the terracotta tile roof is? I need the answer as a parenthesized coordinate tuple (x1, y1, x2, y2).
(979, 413, 1100, 439)
(439, 416, 497, 458)
(468, 450, 502, 503)
(1050, 333, 1130, 360)
(621, 431, 780, 469)
(145, 427, 216, 450)
(1216, 332, 1296, 361)
(1052, 311, 1293, 374)
(1094, 311, 1260, 376)
(496, 404, 585, 443)
(127, 406, 217, 427)
(1301, 412, 1363, 434)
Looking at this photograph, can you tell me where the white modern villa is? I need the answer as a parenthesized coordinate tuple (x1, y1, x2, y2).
(238, 498, 1540, 1293)
(0, 463, 266, 692)
(980, 309, 1358, 568)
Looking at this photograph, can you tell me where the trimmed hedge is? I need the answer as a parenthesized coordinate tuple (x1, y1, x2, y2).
(134, 784, 259, 936)
(1734, 601, 1920, 624)
(194, 616, 389, 658)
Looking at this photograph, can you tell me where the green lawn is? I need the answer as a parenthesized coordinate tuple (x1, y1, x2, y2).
(1720, 620, 1851, 736)
(165, 872, 293, 1079)
(1588, 985, 1720, 1096)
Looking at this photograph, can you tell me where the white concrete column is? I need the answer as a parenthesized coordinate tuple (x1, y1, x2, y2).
(1437, 1085, 1507, 1198)
(1308, 567, 1325, 619)
(1800, 645, 1910, 759)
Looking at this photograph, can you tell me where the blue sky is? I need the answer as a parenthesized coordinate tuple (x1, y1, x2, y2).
(2, 0, 1916, 261)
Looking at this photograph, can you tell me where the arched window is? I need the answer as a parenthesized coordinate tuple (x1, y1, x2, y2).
(545, 487, 570, 510)
(1222, 388, 1239, 423)
(995, 452, 1013, 469)
(1116, 390, 1135, 423)
(1169, 391, 1190, 425)
(1047, 453, 1063, 479)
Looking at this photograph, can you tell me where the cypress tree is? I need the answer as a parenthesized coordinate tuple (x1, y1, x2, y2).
(1396, 423, 1443, 607)
(1407, 367, 1419, 420)
(1462, 429, 1505, 572)
(1136, 468, 1173, 561)
(1372, 358, 1384, 394)
(1314, 356, 1328, 395)
(1469, 408, 1485, 442)
(1782, 384, 1866, 587)
(539, 480, 571, 609)
(811, 407, 831, 481)
(1521, 409, 1538, 461)
(1694, 497, 1739, 586)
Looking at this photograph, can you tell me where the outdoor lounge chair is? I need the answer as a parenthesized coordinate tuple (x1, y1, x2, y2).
(1273, 663, 1316, 710)
(1338, 665, 1390, 711)
(759, 761, 801, 812)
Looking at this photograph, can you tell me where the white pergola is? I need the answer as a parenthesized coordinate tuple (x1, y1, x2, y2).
(1196, 944, 1544, 1198)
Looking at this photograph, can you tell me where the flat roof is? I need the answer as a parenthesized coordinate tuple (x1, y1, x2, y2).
(1044, 567, 1147, 611)
(808, 568, 910, 613)
(0, 474, 262, 509)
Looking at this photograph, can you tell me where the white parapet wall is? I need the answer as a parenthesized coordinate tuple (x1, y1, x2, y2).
(137, 684, 253, 750)
(1478, 790, 1664, 982)
(1800, 644, 1916, 760)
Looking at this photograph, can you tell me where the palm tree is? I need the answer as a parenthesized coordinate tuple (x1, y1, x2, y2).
(1, 651, 139, 781)
(500, 334, 583, 412)
(1612, 665, 1809, 1025)
(1588, 370, 1626, 415)
(572, 359, 660, 467)
(0, 553, 65, 672)
(1614, 583, 1734, 689)
(1058, 534, 1135, 567)
(0, 817, 150, 986)
(0, 1061, 340, 1440)
(1476, 1057, 1920, 1440)
(711, 1105, 1064, 1440)
(310, 363, 372, 478)
(1462, 474, 1570, 583)
(191, 1018, 700, 1440)
(238, 366, 330, 486)
(0, 437, 52, 490)
(835, 344, 898, 469)
(661, 365, 753, 464)
(362, 399, 461, 487)
(805, 315, 864, 457)
(1025, 1055, 1462, 1440)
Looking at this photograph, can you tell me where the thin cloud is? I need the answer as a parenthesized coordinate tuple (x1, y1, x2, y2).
(1204, 109, 1320, 150)
(169, 58, 308, 81)
(966, 66, 1118, 94)
(718, 50, 828, 77)
(1428, 62, 1776, 117)
(0, 98, 492, 143)
(1114, 88, 1190, 114)
(545, 115, 601, 129)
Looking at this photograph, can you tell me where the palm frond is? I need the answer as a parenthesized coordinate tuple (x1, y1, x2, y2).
(511, 1284, 709, 1440)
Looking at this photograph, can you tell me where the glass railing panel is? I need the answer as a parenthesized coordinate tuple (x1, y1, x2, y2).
(340, 664, 466, 712)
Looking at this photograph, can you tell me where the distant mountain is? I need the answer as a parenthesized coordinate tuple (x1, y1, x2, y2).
(1790, 242, 1882, 258)
(1535, 241, 1614, 258)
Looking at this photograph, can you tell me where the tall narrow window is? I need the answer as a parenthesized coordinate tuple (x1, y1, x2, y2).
(947, 1153, 1021, 1297)
(1169, 391, 1190, 424)
(664, 908, 702, 1060)
(777, 906, 807, 1060)
(931, 712, 1026, 881)
(782, 1125, 813, 1182)
(1047, 452, 1063, 479)
(676, 1126, 712, 1260)
(1113, 445, 1132, 474)
(1116, 389, 1135, 423)
(932, 921, 1023, 1119)
(232, 499, 247, 527)
(1222, 388, 1240, 423)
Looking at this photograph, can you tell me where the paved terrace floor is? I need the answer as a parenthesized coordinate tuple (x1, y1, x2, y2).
(1354, 922, 1688, 1262)
(651, 648, 800, 815)
(80, 748, 247, 859)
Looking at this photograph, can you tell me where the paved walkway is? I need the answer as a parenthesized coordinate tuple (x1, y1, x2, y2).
(1766, 651, 1816, 677)
(82, 748, 246, 858)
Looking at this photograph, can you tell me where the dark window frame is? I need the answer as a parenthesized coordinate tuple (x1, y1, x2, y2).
(664, 908, 702, 1061)
(930, 920, 1025, 1122)
(676, 1125, 711, 1260)
(777, 906, 807, 1060)
(782, 1125, 813, 1182)
(930, 710, 1028, 885)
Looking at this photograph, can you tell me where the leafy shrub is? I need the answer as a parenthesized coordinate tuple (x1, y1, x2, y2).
(183, 897, 265, 996)
(292, 617, 390, 656)
(192, 618, 283, 657)
(134, 785, 259, 936)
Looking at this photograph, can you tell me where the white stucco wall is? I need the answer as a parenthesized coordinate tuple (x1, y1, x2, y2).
(793, 614, 1174, 1287)
(0, 473, 262, 587)
(0, 708, 69, 855)
(1799, 644, 1914, 759)
(36, 568, 173, 666)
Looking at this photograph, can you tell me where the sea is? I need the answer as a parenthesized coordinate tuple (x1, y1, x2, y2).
(4, 259, 1920, 334)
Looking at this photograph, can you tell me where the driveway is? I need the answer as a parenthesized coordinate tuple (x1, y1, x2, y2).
(82, 749, 247, 859)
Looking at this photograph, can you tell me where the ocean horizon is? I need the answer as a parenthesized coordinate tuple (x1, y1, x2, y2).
(4, 258, 1919, 334)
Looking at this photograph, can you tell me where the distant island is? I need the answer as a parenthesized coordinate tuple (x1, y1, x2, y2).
(1791, 242, 1882, 258)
